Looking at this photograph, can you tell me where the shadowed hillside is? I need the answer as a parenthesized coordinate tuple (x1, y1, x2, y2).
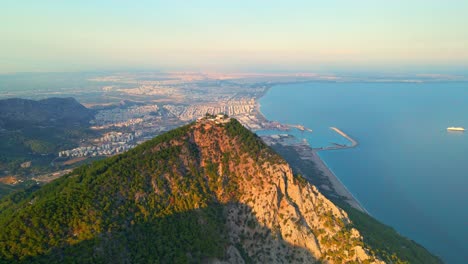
(0, 97, 96, 181)
(0, 118, 441, 263)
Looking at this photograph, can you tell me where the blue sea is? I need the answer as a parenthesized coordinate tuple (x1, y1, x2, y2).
(259, 82, 468, 264)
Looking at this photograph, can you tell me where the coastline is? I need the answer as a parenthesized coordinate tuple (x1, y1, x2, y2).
(310, 149, 368, 213)
(254, 84, 368, 214)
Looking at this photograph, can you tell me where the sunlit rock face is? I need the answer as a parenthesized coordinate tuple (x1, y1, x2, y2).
(0, 118, 382, 263)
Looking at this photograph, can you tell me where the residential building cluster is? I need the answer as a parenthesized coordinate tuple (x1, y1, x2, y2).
(93, 104, 159, 127)
(58, 143, 136, 158)
(59, 131, 143, 158)
(164, 99, 256, 121)
(99, 132, 136, 143)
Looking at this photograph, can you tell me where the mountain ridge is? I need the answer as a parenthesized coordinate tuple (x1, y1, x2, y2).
(0, 117, 441, 263)
(0, 97, 96, 181)
(0, 97, 94, 127)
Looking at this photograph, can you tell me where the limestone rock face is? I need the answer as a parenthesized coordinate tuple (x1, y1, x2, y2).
(0, 118, 386, 263)
(191, 119, 383, 263)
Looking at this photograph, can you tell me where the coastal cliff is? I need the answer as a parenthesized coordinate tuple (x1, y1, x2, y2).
(192, 118, 381, 263)
(0, 118, 439, 263)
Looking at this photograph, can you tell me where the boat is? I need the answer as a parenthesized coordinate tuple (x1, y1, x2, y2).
(447, 127, 465, 131)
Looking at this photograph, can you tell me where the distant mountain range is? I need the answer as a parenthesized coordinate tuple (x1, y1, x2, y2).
(0, 97, 96, 178)
(0, 117, 442, 263)
(0, 97, 94, 129)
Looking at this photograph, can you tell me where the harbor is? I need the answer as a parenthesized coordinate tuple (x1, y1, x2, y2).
(260, 126, 366, 213)
(313, 127, 358, 151)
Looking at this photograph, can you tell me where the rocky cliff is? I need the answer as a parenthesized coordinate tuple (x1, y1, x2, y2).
(192, 118, 382, 263)
(0, 118, 409, 263)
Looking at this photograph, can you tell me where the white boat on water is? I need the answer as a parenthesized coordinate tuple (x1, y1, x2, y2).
(447, 127, 465, 131)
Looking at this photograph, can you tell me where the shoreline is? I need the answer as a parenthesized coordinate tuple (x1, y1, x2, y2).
(253, 83, 368, 213)
(310, 149, 368, 213)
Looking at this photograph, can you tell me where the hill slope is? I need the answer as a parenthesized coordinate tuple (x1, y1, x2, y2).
(0, 97, 95, 178)
(0, 118, 440, 263)
(0, 97, 93, 127)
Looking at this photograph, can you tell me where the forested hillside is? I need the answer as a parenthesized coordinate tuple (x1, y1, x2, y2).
(0, 118, 441, 263)
(0, 97, 95, 178)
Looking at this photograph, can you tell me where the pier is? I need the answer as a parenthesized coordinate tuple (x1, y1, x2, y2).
(259, 126, 366, 213)
(286, 124, 313, 132)
(314, 127, 358, 151)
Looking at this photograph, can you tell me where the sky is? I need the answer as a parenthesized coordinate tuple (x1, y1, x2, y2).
(1, 0, 468, 73)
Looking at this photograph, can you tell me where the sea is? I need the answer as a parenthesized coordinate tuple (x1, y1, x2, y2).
(259, 81, 468, 264)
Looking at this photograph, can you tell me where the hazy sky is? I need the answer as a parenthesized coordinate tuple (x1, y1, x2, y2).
(2, 0, 468, 73)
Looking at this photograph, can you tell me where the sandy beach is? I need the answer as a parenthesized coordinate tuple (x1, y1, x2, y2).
(308, 149, 368, 213)
(254, 91, 367, 213)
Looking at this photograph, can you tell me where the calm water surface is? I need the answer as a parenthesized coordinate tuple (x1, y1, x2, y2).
(259, 82, 468, 264)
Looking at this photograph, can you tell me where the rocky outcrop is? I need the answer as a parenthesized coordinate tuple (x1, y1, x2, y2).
(192, 119, 383, 263)
(0, 117, 385, 263)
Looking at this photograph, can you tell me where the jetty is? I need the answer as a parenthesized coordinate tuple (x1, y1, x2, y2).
(259, 126, 366, 213)
(287, 124, 313, 132)
(314, 127, 358, 151)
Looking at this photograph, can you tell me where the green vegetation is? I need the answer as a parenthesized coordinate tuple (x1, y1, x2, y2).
(0, 122, 233, 263)
(224, 118, 282, 164)
(269, 143, 332, 194)
(0, 97, 97, 177)
(14, 207, 227, 264)
(271, 143, 443, 264)
(0, 180, 39, 200)
(0, 127, 96, 173)
(0, 119, 443, 263)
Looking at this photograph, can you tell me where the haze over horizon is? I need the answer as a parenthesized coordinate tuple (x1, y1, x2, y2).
(1, 2, 467, 262)
(2, 0, 468, 73)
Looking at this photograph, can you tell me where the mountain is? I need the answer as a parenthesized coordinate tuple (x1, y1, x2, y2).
(0, 118, 441, 263)
(0, 97, 94, 128)
(0, 97, 95, 178)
